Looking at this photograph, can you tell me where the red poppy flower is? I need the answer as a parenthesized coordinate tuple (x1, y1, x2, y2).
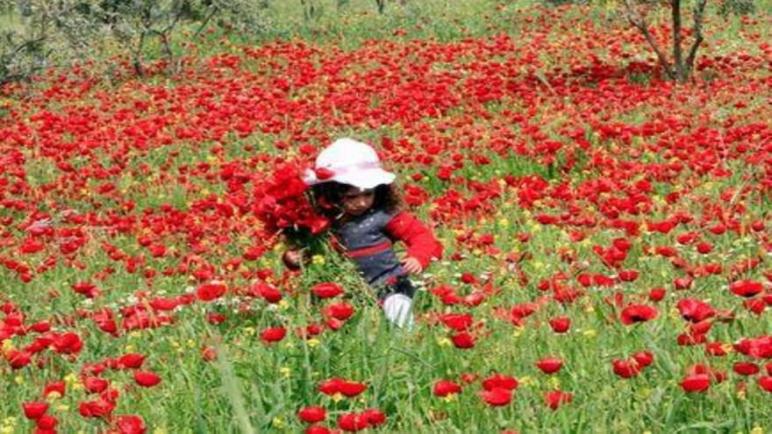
(251, 283, 282, 303)
(544, 390, 573, 410)
(433, 379, 462, 397)
(759, 376, 772, 393)
(705, 342, 728, 357)
(673, 276, 693, 290)
(632, 351, 654, 368)
(549, 316, 571, 333)
(84, 376, 109, 393)
(43, 381, 66, 398)
(480, 387, 512, 406)
(460, 373, 478, 384)
(648, 288, 666, 302)
(680, 374, 710, 392)
(196, 282, 227, 301)
(78, 398, 115, 418)
(325, 302, 355, 321)
(201, 346, 217, 361)
(339, 381, 368, 397)
(36, 414, 57, 430)
(536, 357, 563, 374)
(689, 320, 712, 336)
(612, 359, 641, 378)
(51, 332, 83, 354)
(260, 327, 287, 343)
(337, 412, 369, 432)
(729, 280, 763, 298)
(696, 242, 713, 254)
(620, 304, 658, 325)
(733, 336, 772, 358)
(510, 303, 539, 320)
(677, 298, 715, 323)
(439, 313, 473, 331)
(22, 401, 48, 419)
(72, 281, 100, 298)
(312, 282, 344, 299)
(482, 373, 518, 391)
(451, 331, 476, 349)
(117, 353, 146, 369)
(6, 349, 32, 369)
(618, 269, 639, 282)
(318, 378, 367, 397)
(744, 298, 766, 315)
(134, 371, 161, 387)
(361, 408, 386, 427)
(206, 312, 226, 325)
(733, 362, 759, 376)
(297, 406, 326, 424)
(115, 414, 147, 434)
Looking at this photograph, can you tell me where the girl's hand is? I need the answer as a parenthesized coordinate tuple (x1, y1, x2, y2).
(401, 256, 423, 274)
(282, 249, 304, 271)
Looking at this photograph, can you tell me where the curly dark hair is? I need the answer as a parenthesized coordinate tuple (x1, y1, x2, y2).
(310, 181, 403, 220)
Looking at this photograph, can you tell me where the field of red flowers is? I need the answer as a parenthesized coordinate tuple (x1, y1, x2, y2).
(1, 4, 770, 433)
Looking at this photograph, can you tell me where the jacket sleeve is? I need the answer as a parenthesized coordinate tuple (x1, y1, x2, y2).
(384, 212, 443, 269)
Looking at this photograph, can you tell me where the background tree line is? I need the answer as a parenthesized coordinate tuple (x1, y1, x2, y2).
(0, 0, 758, 87)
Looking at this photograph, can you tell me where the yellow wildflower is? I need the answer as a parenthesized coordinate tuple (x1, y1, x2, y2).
(549, 377, 561, 389)
(272, 417, 285, 428)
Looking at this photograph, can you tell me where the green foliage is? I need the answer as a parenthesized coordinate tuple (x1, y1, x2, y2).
(0, 0, 92, 84)
(717, 0, 756, 15)
(0, 0, 272, 84)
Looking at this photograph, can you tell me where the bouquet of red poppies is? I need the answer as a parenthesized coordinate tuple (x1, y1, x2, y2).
(253, 162, 330, 237)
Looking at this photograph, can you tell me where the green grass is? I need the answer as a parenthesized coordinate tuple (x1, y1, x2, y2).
(1, 1, 771, 433)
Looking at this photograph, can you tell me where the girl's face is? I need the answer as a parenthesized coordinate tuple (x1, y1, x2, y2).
(341, 187, 375, 216)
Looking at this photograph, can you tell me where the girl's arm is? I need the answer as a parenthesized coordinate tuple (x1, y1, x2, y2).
(384, 212, 443, 270)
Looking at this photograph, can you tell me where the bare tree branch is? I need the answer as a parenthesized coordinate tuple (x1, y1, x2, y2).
(623, 0, 675, 79)
(194, 5, 219, 38)
(685, 0, 707, 76)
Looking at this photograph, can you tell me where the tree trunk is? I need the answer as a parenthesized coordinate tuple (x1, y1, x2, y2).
(671, 0, 685, 81)
(625, 0, 708, 83)
(132, 32, 146, 77)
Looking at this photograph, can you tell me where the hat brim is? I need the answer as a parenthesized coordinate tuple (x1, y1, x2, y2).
(332, 169, 396, 190)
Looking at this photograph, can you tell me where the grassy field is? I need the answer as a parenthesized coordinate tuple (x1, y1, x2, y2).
(0, 1, 770, 433)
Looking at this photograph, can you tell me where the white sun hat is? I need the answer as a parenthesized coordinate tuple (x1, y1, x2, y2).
(302, 138, 396, 190)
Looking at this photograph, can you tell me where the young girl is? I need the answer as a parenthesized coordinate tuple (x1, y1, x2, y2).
(283, 138, 443, 328)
